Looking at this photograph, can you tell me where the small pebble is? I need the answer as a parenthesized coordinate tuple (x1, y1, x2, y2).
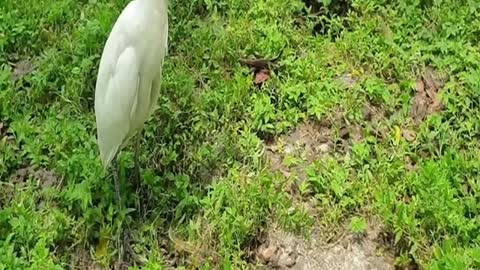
(259, 244, 278, 262)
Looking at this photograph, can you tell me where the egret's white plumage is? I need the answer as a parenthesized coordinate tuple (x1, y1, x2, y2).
(93, 1, 169, 260)
(94, 0, 168, 169)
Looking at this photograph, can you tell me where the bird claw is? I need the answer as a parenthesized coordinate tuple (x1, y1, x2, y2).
(114, 227, 143, 269)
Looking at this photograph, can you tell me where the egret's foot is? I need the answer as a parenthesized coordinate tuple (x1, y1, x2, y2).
(113, 227, 129, 270)
(124, 227, 143, 266)
(114, 226, 142, 269)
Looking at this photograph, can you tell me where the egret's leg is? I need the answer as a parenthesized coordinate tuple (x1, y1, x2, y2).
(112, 155, 126, 269)
(111, 156, 122, 207)
(133, 133, 146, 218)
(111, 156, 126, 266)
(134, 133, 142, 188)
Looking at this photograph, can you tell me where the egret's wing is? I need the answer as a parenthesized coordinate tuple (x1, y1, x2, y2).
(95, 47, 139, 169)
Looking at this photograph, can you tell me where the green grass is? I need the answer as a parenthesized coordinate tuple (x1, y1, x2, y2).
(1, 0, 480, 269)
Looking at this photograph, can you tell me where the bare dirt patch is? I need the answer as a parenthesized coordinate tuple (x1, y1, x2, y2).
(264, 121, 334, 190)
(336, 72, 359, 90)
(262, 92, 395, 269)
(264, 111, 364, 190)
(9, 59, 36, 81)
(361, 102, 387, 124)
(70, 247, 103, 270)
(263, 72, 385, 176)
(9, 166, 62, 189)
(1, 166, 63, 206)
(254, 218, 394, 270)
(409, 67, 447, 124)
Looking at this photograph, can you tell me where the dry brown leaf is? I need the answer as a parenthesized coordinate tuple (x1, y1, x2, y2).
(254, 69, 271, 85)
(240, 49, 284, 86)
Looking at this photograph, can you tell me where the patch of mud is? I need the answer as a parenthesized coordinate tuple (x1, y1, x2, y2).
(255, 219, 395, 270)
(257, 67, 447, 270)
(264, 72, 374, 176)
(1, 166, 63, 208)
(9, 59, 36, 81)
(70, 247, 103, 270)
(336, 72, 359, 89)
(9, 166, 62, 189)
(409, 67, 447, 124)
(261, 72, 396, 269)
(361, 102, 387, 123)
(404, 155, 419, 172)
(265, 121, 331, 186)
(264, 112, 364, 188)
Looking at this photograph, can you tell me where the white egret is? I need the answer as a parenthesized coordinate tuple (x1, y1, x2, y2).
(94, 0, 169, 208)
